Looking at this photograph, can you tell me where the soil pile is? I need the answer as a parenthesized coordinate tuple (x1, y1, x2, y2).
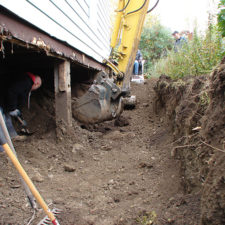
(154, 57, 225, 225)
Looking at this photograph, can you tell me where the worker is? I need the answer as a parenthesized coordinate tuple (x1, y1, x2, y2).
(7, 72, 42, 116)
(0, 72, 42, 148)
(133, 49, 143, 75)
(0, 107, 18, 139)
(172, 31, 187, 52)
(0, 105, 19, 152)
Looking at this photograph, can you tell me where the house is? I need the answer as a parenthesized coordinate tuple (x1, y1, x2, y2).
(0, 0, 113, 128)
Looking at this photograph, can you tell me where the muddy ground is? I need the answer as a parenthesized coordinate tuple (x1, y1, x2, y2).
(0, 58, 224, 224)
(0, 78, 199, 225)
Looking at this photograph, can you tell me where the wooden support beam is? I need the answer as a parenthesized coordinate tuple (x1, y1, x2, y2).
(54, 60, 72, 128)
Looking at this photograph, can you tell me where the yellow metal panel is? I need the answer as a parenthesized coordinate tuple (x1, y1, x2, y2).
(111, 0, 124, 48)
(110, 0, 150, 88)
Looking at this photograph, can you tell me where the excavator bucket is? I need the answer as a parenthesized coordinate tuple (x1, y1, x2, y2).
(72, 72, 123, 124)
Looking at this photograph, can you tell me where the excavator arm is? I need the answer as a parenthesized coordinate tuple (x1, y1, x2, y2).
(73, 0, 150, 124)
(109, 0, 150, 91)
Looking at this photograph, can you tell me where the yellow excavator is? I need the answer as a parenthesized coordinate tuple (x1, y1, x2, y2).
(73, 0, 152, 124)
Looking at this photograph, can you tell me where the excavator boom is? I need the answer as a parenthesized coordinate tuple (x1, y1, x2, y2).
(73, 0, 150, 124)
(110, 0, 150, 90)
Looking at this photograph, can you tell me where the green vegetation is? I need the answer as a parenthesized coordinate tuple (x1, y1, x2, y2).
(140, 6, 225, 79)
(136, 211, 157, 225)
(218, 0, 225, 37)
(139, 20, 173, 74)
(199, 91, 210, 108)
(151, 26, 224, 79)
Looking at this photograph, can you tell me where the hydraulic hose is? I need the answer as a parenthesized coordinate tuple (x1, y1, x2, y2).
(125, 0, 148, 16)
(147, 0, 160, 13)
(116, 0, 131, 12)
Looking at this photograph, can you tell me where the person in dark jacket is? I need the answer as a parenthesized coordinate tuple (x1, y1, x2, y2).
(133, 49, 143, 75)
(172, 31, 187, 52)
(7, 72, 42, 117)
(0, 72, 41, 146)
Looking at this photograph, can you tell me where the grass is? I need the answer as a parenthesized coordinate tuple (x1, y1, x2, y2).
(148, 26, 225, 79)
(199, 91, 210, 107)
(136, 211, 157, 225)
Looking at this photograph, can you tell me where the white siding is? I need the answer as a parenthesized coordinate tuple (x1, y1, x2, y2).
(0, 0, 112, 62)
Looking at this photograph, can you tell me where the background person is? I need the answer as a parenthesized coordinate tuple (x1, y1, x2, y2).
(172, 31, 187, 52)
(133, 49, 143, 75)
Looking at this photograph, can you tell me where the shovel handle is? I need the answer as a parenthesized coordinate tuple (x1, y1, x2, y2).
(16, 116, 27, 127)
(2, 143, 58, 223)
(0, 110, 36, 208)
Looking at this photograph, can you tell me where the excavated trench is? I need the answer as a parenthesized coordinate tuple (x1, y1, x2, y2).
(0, 43, 224, 224)
(154, 57, 225, 225)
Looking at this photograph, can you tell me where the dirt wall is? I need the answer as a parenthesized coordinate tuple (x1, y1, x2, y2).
(153, 57, 225, 225)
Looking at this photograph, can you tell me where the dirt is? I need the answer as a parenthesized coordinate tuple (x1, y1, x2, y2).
(0, 57, 224, 225)
(154, 57, 225, 225)
(1, 76, 202, 225)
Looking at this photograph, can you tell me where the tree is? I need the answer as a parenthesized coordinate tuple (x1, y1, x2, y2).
(139, 22, 173, 73)
(218, 0, 225, 37)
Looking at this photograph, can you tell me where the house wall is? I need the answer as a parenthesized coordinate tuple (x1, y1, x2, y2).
(0, 0, 112, 62)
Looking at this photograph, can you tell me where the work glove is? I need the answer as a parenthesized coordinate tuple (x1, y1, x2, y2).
(9, 109, 21, 117)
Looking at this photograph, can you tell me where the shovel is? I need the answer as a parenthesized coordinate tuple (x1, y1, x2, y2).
(0, 111, 36, 208)
(15, 115, 34, 135)
(0, 111, 61, 224)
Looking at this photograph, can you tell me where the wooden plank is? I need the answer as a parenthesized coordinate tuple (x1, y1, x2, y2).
(54, 61, 72, 127)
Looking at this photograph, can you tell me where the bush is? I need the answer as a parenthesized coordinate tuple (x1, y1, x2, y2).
(139, 24, 173, 74)
(218, 0, 225, 37)
(151, 26, 224, 79)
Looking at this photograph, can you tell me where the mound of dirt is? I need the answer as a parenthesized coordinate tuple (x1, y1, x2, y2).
(154, 57, 225, 225)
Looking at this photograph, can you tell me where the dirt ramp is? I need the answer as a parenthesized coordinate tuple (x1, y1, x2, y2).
(154, 57, 225, 225)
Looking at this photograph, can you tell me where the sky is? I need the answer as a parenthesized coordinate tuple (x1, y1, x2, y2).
(149, 0, 220, 32)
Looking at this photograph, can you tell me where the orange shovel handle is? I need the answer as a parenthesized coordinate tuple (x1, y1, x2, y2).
(2, 143, 57, 223)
